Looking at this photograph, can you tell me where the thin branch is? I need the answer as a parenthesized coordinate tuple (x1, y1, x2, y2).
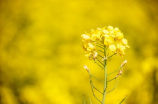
(89, 76, 102, 103)
(107, 53, 116, 59)
(89, 98, 92, 104)
(83, 94, 86, 104)
(96, 42, 104, 47)
(97, 59, 104, 66)
(107, 77, 116, 82)
(90, 75, 103, 94)
(107, 66, 122, 76)
(119, 95, 127, 104)
(98, 50, 104, 53)
(106, 48, 110, 53)
(98, 54, 104, 58)
(106, 79, 120, 94)
(90, 74, 104, 84)
(96, 45, 104, 49)
(93, 86, 103, 95)
(95, 62, 104, 69)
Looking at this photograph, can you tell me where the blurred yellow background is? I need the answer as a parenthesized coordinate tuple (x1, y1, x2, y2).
(0, 0, 158, 104)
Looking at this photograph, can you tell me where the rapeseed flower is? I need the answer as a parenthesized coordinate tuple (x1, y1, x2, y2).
(81, 26, 129, 104)
(81, 26, 129, 59)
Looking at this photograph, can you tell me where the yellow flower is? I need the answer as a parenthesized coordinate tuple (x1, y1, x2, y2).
(91, 30, 102, 41)
(85, 51, 92, 57)
(85, 51, 94, 60)
(114, 27, 120, 32)
(121, 38, 130, 48)
(117, 44, 126, 52)
(115, 32, 124, 40)
(82, 42, 88, 51)
(81, 34, 91, 42)
(121, 38, 127, 44)
(81, 26, 129, 59)
(91, 34, 100, 41)
(109, 44, 116, 52)
(107, 26, 113, 31)
(107, 26, 114, 35)
(116, 43, 126, 57)
(103, 35, 114, 46)
(87, 42, 95, 51)
(102, 29, 109, 34)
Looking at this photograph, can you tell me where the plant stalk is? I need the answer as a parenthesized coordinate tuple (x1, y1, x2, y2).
(102, 46, 107, 104)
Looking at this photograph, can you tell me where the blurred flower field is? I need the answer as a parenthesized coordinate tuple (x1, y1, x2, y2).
(0, 0, 158, 104)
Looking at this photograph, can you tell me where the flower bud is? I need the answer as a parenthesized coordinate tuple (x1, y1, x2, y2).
(84, 65, 90, 73)
(121, 60, 127, 67)
(93, 51, 98, 59)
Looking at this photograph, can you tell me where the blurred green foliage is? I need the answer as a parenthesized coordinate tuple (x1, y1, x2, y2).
(0, 0, 158, 104)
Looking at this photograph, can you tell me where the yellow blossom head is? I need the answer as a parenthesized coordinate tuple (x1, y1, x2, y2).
(81, 26, 129, 59)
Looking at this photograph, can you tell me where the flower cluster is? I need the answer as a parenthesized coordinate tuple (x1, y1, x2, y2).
(81, 26, 129, 59)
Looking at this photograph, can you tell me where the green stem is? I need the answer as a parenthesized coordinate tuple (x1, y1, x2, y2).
(83, 94, 86, 104)
(107, 77, 116, 82)
(119, 95, 127, 104)
(90, 75, 102, 103)
(102, 46, 107, 104)
(93, 86, 103, 95)
(96, 42, 104, 47)
(90, 74, 104, 83)
(90, 75, 103, 95)
(106, 79, 120, 94)
(98, 50, 104, 53)
(107, 66, 122, 76)
(95, 62, 104, 69)
(89, 98, 92, 104)
(98, 54, 104, 58)
(97, 59, 104, 66)
(107, 53, 116, 59)
(96, 45, 104, 49)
